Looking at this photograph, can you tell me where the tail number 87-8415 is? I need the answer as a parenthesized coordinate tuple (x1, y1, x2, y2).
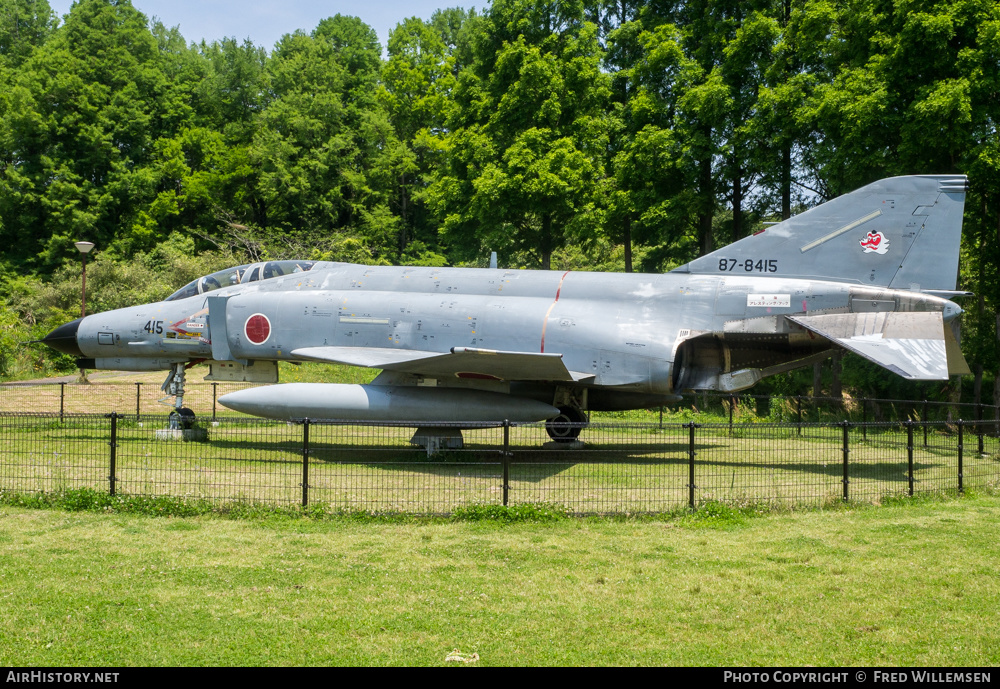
(718, 259, 778, 273)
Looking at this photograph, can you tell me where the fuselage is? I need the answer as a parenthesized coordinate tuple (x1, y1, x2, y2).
(69, 261, 961, 397)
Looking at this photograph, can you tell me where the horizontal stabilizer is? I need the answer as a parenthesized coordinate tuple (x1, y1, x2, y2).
(787, 312, 957, 380)
(290, 346, 594, 382)
(945, 321, 972, 376)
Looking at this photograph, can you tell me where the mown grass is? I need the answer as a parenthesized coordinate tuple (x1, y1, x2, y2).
(0, 488, 573, 524)
(0, 491, 998, 666)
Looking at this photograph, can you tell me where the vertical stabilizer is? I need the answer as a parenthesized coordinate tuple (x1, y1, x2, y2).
(674, 175, 967, 291)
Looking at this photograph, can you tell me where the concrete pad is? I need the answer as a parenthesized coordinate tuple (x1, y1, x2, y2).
(542, 439, 586, 450)
(410, 428, 464, 456)
(155, 428, 208, 442)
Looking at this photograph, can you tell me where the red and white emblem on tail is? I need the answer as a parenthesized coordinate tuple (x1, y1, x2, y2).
(860, 230, 890, 255)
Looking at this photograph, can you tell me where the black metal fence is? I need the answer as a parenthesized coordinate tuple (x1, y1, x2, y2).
(696, 392, 1000, 426)
(1, 411, 997, 514)
(0, 381, 256, 420)
(4, 382, 1000, 427)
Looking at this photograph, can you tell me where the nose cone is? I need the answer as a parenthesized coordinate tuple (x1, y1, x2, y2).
(41, 318, 84, 357)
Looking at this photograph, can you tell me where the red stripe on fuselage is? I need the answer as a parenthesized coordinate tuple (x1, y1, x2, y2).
(540, 271, 571, 353)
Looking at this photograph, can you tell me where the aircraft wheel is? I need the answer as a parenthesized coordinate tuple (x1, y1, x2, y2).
(545, 407, 586, 443)
(169, 407, 196, 430)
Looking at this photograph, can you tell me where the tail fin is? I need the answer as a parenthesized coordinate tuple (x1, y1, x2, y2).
(674, 175, 968, 291)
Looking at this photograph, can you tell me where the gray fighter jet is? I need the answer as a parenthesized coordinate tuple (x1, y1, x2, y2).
(42, 174, 971, 441)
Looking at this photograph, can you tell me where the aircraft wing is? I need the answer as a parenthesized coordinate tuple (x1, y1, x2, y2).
(290, 346, 595, 382)
(786, 312, 970, 380)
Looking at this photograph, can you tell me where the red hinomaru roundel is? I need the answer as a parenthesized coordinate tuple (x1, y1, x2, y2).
(244, 313, 272, 345)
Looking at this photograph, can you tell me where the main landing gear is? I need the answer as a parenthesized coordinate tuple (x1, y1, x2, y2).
(545, 405, 587, 442)
(544, 387, 589, 443)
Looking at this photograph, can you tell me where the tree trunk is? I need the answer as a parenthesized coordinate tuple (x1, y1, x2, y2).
(732, 166, 743, 241)
(541, 214, 553, 271)
(830, 352, 842, 399)
(974, 363, 983, 406)
(698, 155, 713, 256)
(994, 371, 1000, 435)
(947, 375, 962, 425)
(623, 214, 633, 273)
(812, 362, 822, 398)
(399, 172, 408, 255)
(781, 145, 791, 220)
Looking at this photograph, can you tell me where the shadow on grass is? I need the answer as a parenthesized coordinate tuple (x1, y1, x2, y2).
(105, 432, 952, 487)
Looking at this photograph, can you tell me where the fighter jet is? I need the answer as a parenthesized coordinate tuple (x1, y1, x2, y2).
(41, 174, 971, 441)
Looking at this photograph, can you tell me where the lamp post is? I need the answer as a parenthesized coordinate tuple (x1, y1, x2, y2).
(74, 241, 94, 317)
(74, 241, 94, 383)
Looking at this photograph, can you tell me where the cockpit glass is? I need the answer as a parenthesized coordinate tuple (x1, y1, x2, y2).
(165, 261, 318, 301)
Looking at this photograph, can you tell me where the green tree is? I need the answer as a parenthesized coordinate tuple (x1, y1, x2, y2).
(430, 0, 610, 269)
(606, 17, 695, 271)
(248, 17, 404, 261)
(382, 17, 450, 257)
(0, 0, 191, 268)
(0, 0, 54, 68)
(791, 0, 1000, 400)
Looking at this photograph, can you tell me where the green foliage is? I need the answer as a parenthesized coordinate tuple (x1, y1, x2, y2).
(5, 234, 231, 321)
(429, 0, 611, 269)
(680, 500, 750, 528)
(0, 0, 998, 404)
(0, 488, 572, 524)
(0, 235, 235, 380)
(0, 0, 55, 68)
(451, 503, 570, 523)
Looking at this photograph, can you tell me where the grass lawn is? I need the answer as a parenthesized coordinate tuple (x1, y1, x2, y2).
(0, 492, 998, 666)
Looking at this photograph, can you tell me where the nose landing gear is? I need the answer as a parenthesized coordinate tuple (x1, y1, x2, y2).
(168, 406, 196, 430)
(162, 363, 196, 430)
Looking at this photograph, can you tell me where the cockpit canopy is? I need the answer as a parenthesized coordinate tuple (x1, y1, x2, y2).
(165, 260, 317, 301)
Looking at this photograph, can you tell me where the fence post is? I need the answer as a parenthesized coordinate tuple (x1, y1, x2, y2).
(842, 421, 850, 502)
(212, 383, 218, 422)
(107, 412, 118, 497)
(135, 382, 141, 420)
(922, 399, 929, 447)
(862, 397, 867, 442)
(59, 382, 65, 422)
(957, 419, 964, 494)
(659, 406, 663, 430)
(796, 396, 802, 435)
(687, 423, 697, 510)
(729, 396, 734, 436)
(301, 418, 310, 507)
(502, 420, 510, 507)
(907, 420, 915, 497)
